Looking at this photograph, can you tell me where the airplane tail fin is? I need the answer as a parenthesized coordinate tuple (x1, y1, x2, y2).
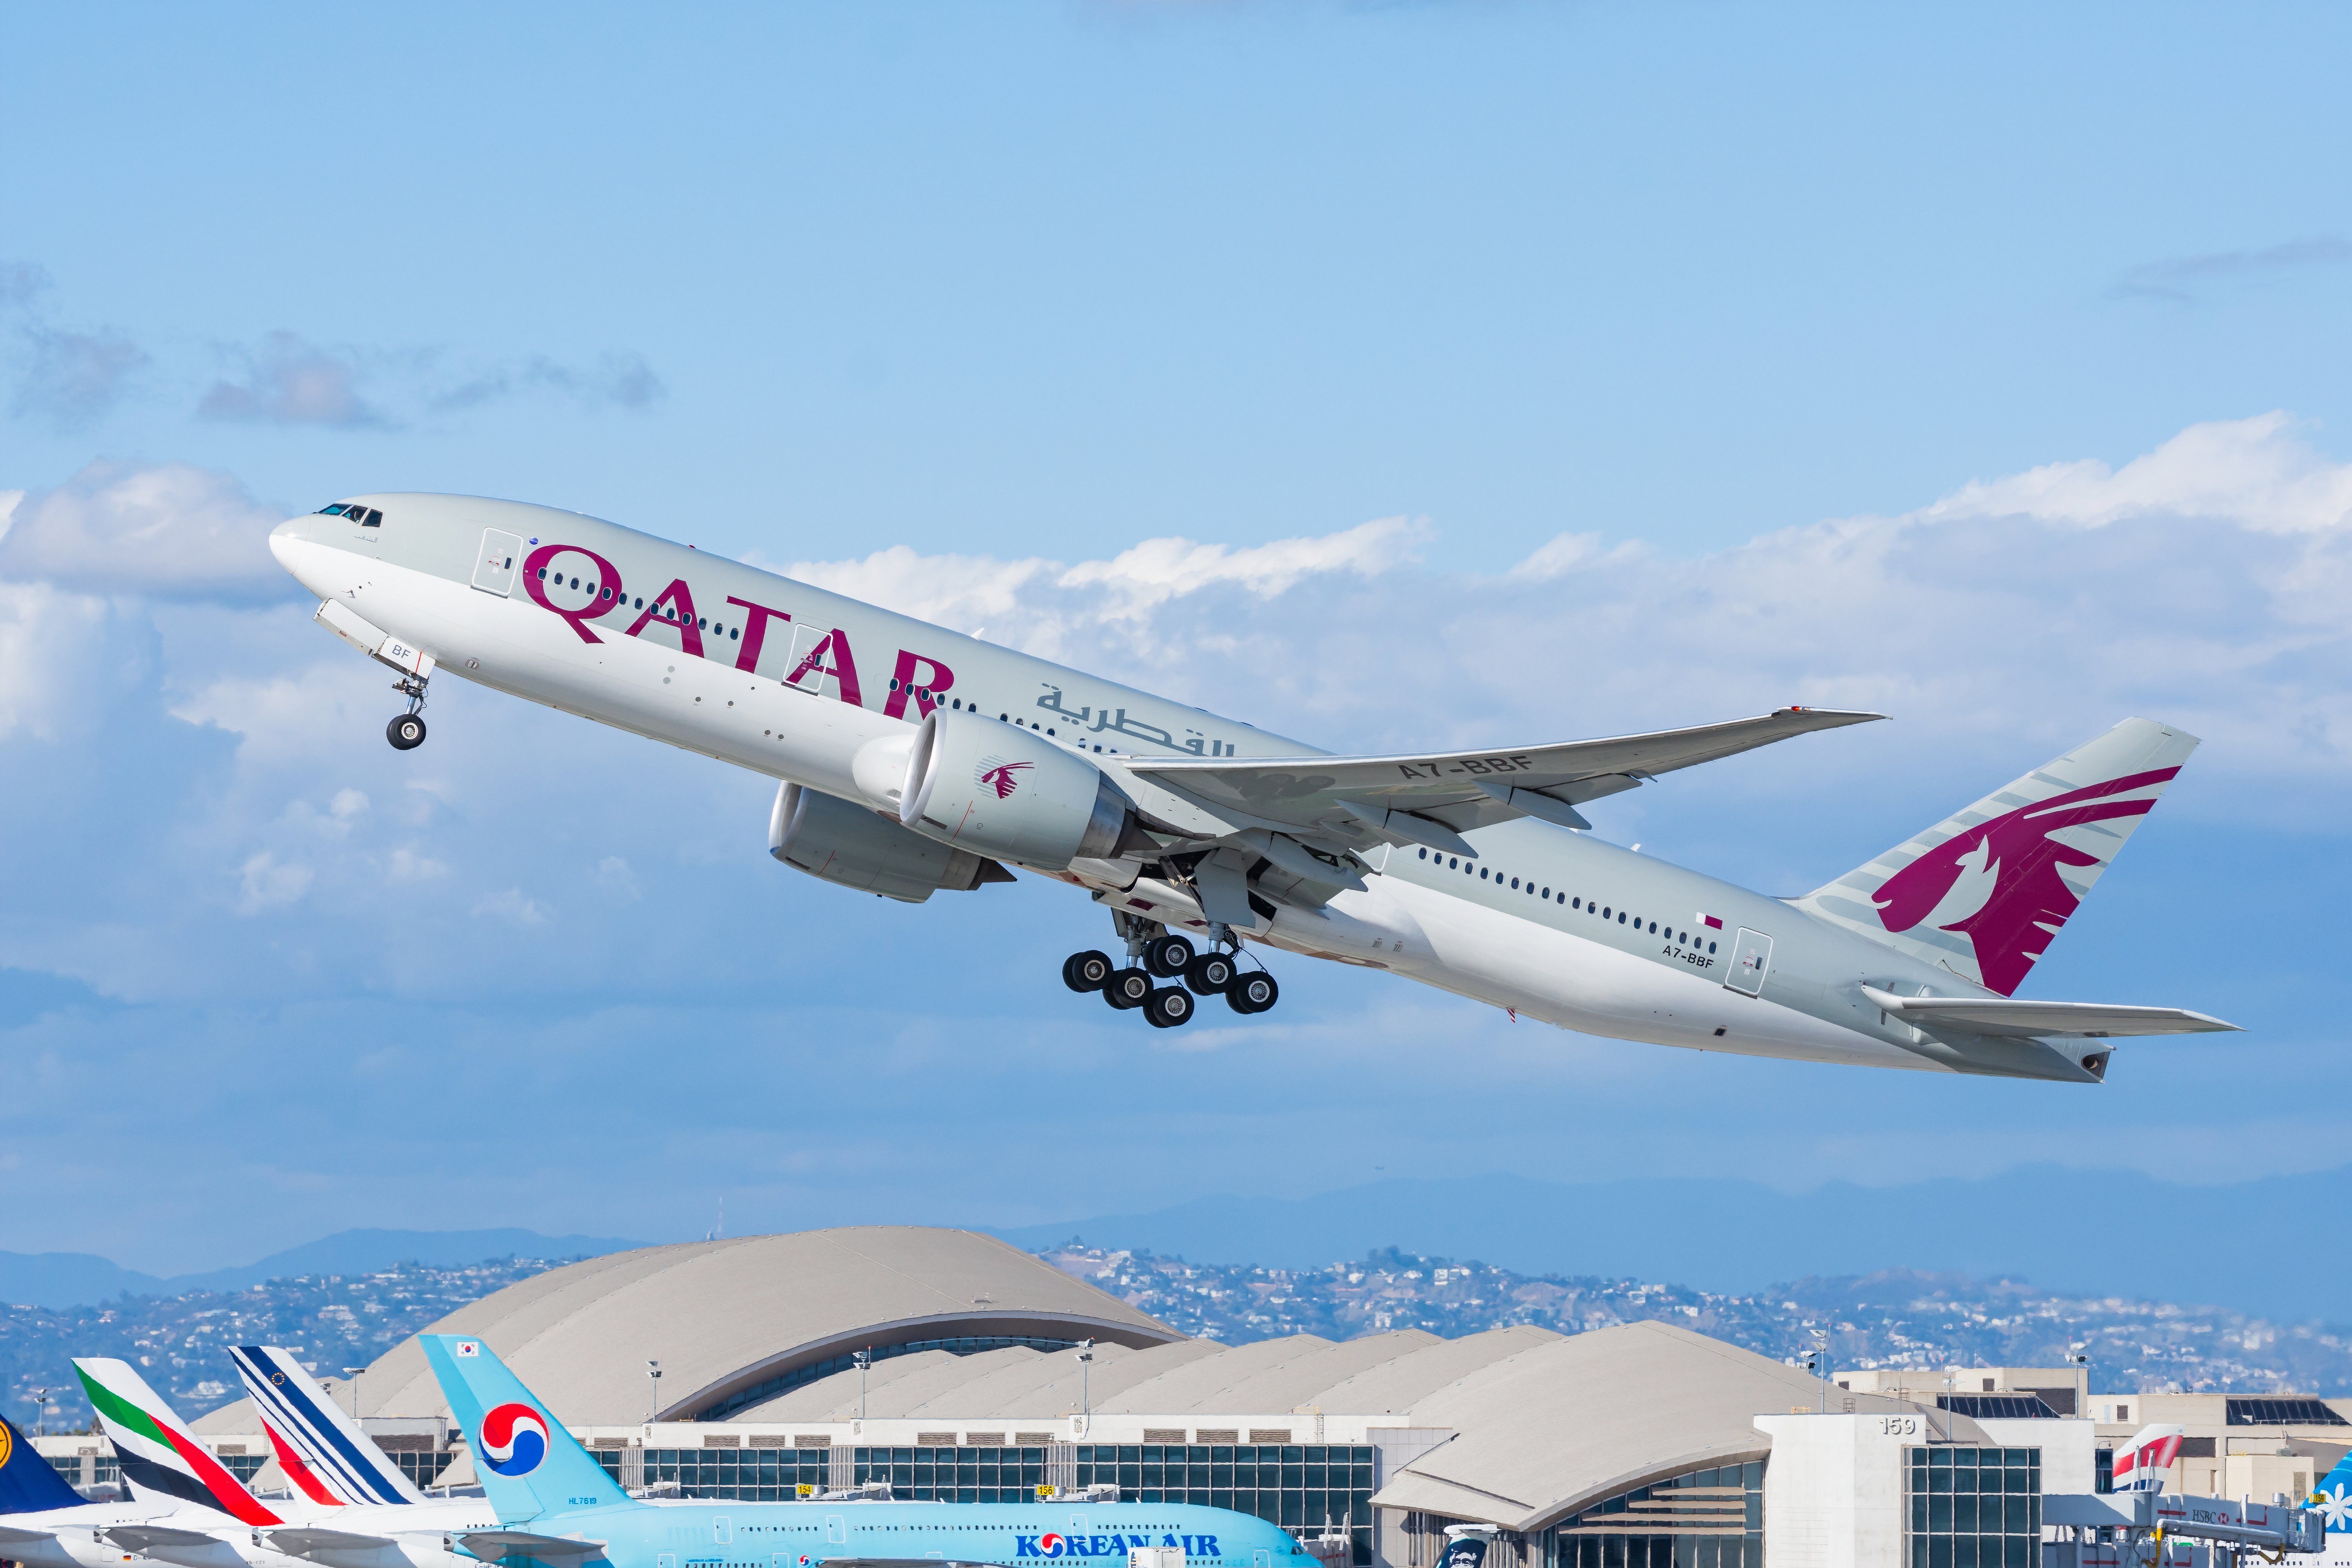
(2112, 1424, 2187, 1493)
(0, 1413, 89, 1513)
(232, 1346, 424, 1506)
(70, 1357, 280, 1524)
(417, 1336, 632, 1523)
(2308, 1447, 2352, 1531)
(1794, 718, 2199, 996)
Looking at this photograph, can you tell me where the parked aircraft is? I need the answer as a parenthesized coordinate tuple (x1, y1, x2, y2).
(268, 496, 2234, 1075)
(418, 1333, 1309, 1568)
(0, 1408, 174, 1568)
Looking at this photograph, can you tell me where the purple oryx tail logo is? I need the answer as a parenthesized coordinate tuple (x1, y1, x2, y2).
(977, 758, 1033, 800)
(1871, 767, 2179, 996)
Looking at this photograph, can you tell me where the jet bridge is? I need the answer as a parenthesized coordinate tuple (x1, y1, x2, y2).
(2044, 1490, 2327, 1568)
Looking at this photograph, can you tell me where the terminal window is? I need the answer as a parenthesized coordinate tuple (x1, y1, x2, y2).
(853, 1445, 1048, 1503)
(603, 1445, 835, 1501)
(1549, 1459, 1764, 1568)
(1065, 1443, 1375, 1565)
(1906, 1446, 2041, 1568)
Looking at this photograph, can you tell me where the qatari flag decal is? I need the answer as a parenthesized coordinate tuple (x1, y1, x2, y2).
(1697, 912, 1724, 930)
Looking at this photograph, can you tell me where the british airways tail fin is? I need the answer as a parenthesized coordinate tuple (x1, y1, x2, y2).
(71, 1358, 280, 1524)
(2112, 1424, 2186, 1493)
(417, 1336, 632, 1523)
(232, 1346, 424, 1507)
(1795, 718, 2198, 996)
(0, 1413, 88, 1513)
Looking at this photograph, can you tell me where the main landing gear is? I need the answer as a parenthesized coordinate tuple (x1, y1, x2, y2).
(1061, 917, 1279, 1028)
(386, 671, 430, 750)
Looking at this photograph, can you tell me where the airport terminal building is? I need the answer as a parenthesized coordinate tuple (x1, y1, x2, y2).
(126, 1228, 2349, 1568)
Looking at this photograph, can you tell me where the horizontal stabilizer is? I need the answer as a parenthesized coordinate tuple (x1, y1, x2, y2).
(266, 1529, 403, 1555)
(102, 1526, 225, 1550)
(1126, 707, 1883, 844)
(0, 1526, 58, 1546)
(458, 1532, 610, 1564)
(1860, 987, 2240, 1038)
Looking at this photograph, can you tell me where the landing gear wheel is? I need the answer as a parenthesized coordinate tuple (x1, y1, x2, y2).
(1185, 951, 1237, 996)
(1143, 934, 1196, 978)
(1144, 987, 1196, 1028)
(1227, 971, 1279, 1014)
(1102, 967, 1153, 1010)
(386, 714, 427, 750)
(1063, 950, 1114, 993)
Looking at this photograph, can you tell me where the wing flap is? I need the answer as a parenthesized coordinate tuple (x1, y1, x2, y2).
(265, 1530, 403, 1554)
(1122, 707, 1881, 839)
(457, 1533, 609, 1565)
(1860, 987, 2241, 1038)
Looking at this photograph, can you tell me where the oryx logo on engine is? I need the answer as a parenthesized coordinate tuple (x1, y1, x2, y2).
(976, 757, 1033, 800)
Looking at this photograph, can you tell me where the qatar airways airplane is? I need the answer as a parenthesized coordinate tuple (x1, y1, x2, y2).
(268, 494, 2234, 1074)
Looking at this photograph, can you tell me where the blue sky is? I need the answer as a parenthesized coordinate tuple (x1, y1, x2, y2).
(5, 2, 2352, 1282)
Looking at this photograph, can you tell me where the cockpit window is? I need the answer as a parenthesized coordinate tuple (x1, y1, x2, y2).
(317, 503, 350, 516)
(315, 502, 384, 527)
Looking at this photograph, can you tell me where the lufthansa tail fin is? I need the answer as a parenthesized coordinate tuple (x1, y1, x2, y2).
(417, 1336, 632, 1524)
(0, 1413, 89, 1514)
(232, 1346, 424, 1506)
(71, 1358, 280, 1524)
(1795, 718, 2198, 996)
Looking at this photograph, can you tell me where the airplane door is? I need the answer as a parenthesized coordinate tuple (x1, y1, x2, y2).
(471, 528, 523, 596)
(782, 622, 829, 694)
(1725, 928, 1773, 997)
(658, 1557, 678, 1568)
(714, 1519, 732, 1546)
(826, 1516, 847, 1545)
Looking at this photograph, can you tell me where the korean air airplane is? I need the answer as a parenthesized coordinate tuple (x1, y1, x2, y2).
(269, 496, 2235, 1076)
(418, 1334, 1311, 1568)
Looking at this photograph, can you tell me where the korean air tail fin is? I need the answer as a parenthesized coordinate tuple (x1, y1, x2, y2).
(417, 1336, 633, 1523)
(1795, 718, 2198, 996)
(2111, 1424, 2186, 1493)
(232, 1346, 424, 1506)
(0, 1413, 89, 1513)
(71, 1358, 280, 1524)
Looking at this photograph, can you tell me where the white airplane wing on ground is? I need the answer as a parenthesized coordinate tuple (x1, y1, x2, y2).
(1120, 706, 1884, 852)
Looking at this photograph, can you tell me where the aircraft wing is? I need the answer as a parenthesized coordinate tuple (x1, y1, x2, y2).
(0, 1526, 58, 1546)
(457, 1532, 610, 1565)
(1121, 707, 1883, 851)
(266, 1529, 403, 1555)
(1860, 988, 2241, 1038)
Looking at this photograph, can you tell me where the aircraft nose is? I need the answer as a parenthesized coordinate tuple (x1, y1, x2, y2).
(269, 517, 302, 569)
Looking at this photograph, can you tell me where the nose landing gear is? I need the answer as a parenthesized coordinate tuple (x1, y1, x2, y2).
(386, 671, 430, 750)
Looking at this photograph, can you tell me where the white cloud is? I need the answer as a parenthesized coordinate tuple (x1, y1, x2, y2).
(198, 331, 382, 427)
(0, 459, 288, 597)
(0, 578, 128, 742)
(12, 326, 149, 428)
(474, 888, 547, 926)
(429, 351, 666, 413)
(236, 852, 313, 913)
(387, 847, 448, 884)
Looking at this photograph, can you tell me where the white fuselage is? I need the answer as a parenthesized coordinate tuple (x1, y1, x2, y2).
(267, 493, 2068, 1077)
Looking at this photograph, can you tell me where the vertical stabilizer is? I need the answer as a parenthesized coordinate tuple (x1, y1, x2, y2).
(2308, 1447, 2352, 1535)
(417, 1336, 632, 1524)
(2112, 1424, 2186, 1492)
(1795, 718, 2198, 995)
(0, 1413, 89, 1514)
(232, 1346, 423, 1506)
(70, 1359, 279, 1524)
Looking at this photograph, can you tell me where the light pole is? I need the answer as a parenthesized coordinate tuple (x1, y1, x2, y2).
(31, 1388, 47, 1439)
(1076, 1341, 1094, 1426)
(854, 1351, 871, 1423)
(646, 1360, 663, 1423)
(1808, 1329, 1828, 1413)
(344, 1367, 366, 1424)
(2069, 1346, 2089, 1421)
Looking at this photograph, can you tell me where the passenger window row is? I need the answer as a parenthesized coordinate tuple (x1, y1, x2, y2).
(1411, 846, 1720, 953)
(316, 502, 383, 527)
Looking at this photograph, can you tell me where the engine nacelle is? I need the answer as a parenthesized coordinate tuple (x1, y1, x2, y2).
(899, 709, 1142, 870)
(769, 782, 1010, 904)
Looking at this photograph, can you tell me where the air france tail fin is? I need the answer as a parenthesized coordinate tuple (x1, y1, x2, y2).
(0, 1413, 89, 1514)
(70, 1358, 280, 1525)
(417, 1336, 632, 1523)
(231, 1346, 423, 1507)
(2112, 1424, 2186, 1493)
(1795, 718, 2198, 996)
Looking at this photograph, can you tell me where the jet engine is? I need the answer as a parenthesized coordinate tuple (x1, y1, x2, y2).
(898, 708, 1150, 870)
(769, 782, 1012, 903)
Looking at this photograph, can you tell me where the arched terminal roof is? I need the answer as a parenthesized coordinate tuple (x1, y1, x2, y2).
(1369, 1321, 1928, 1532)
(192, 1227, 1180, 1433)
